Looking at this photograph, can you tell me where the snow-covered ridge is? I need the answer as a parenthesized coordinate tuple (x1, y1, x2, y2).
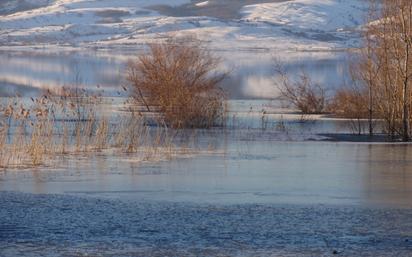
(242, 0, 366, 32)
(0, 0, 368, 51)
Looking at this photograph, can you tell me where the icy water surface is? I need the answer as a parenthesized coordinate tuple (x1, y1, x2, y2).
(2, 137, 412, 256)
(1, 192, 412, 257)
(1, 49, 411, 256)
(2, 134, 412, 207)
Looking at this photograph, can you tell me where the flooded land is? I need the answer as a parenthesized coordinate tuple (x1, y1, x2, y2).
(2, 136, 412, 256)
(1, 0, 412, 256)
(1, 38, 411, 257)
(1, 91, 412, 256)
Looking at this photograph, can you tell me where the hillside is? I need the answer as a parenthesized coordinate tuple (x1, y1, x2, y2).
(0, 0, 368, 51)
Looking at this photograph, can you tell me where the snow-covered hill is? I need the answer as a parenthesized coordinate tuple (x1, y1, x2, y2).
(0, 0, 53, 15)
(0, 0, 368, 51)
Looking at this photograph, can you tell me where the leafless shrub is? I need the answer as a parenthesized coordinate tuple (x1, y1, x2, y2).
(274, 63, 326, 114)
(127, 36, 227, 128)
(329, 84, 368, 118)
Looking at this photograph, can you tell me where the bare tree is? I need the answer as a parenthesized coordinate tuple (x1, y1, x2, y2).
(127, 37, 227, 128)
(374, 0, 412, 141)
(331, 0, 412, 141)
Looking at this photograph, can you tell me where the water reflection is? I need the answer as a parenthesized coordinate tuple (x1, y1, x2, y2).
(0, 49, 348, 99)
(225, 50, 348, 98)
(359, 145, 412, 206)
(0, 50, 125, 96)
(1, 138, 412, 207)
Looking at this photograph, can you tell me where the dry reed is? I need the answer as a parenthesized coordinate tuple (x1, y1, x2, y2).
(0, 86, 195, 170)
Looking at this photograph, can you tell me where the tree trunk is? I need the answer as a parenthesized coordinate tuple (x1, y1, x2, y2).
(402, 43, 410, 141)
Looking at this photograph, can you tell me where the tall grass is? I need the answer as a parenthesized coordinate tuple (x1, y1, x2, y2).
(0, 87, 192, 170)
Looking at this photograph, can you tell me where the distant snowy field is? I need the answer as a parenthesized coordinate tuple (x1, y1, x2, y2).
(0, 0, 368, 51)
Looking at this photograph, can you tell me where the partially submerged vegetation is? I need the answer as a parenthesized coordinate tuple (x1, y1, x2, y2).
(0, 88, 191, 169)
(329, 85, 370, 135)
(329, 0, 412, 140)
(274, 1, 412, 141)
(274, 62, 327, 115)
(0, 37, 229, 169)
(127, 37, 227, 129)
(5, 2, 412, 170)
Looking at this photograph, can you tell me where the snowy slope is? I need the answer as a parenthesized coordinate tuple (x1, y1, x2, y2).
(0, 0, 54, 15)
(0, 0, 368, 51)
(239, 0, 368, 50)
(242, 0, 365, 32)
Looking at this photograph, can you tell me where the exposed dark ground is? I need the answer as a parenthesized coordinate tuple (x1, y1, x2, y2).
(149, 0, 288, 20)
(319, 133, 401, 143)
(1, 192, 412, 257)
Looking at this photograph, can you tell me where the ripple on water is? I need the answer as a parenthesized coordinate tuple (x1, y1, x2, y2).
(1, 192, 412, 256)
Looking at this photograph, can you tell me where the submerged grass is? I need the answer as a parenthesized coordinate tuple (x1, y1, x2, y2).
(0, 88, 199, 170)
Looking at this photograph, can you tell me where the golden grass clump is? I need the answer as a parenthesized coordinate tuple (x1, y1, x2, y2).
(0, 86, 199, 170)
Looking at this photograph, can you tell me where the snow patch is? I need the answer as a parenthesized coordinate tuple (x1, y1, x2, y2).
(196, 1, 209, 7)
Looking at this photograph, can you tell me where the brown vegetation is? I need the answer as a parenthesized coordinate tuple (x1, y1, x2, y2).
(274, 63, 326, 114)
(0, 87, 190, 169)
(329, 86, 369, 134)
(330, 0, 412, 140)
(127, 37, 227, 128)
(272, 1, 412, 141)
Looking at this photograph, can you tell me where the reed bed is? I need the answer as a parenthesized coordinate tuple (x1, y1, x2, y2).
(0, 88, 194, 170)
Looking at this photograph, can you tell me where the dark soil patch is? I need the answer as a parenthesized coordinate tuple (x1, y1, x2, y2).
(148, 0, 289, 20)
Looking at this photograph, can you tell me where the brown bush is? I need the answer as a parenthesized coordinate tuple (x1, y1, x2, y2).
(127, 37, 227, 128)
(328, 87, 370, 135)
(329, 87, 368, 119)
